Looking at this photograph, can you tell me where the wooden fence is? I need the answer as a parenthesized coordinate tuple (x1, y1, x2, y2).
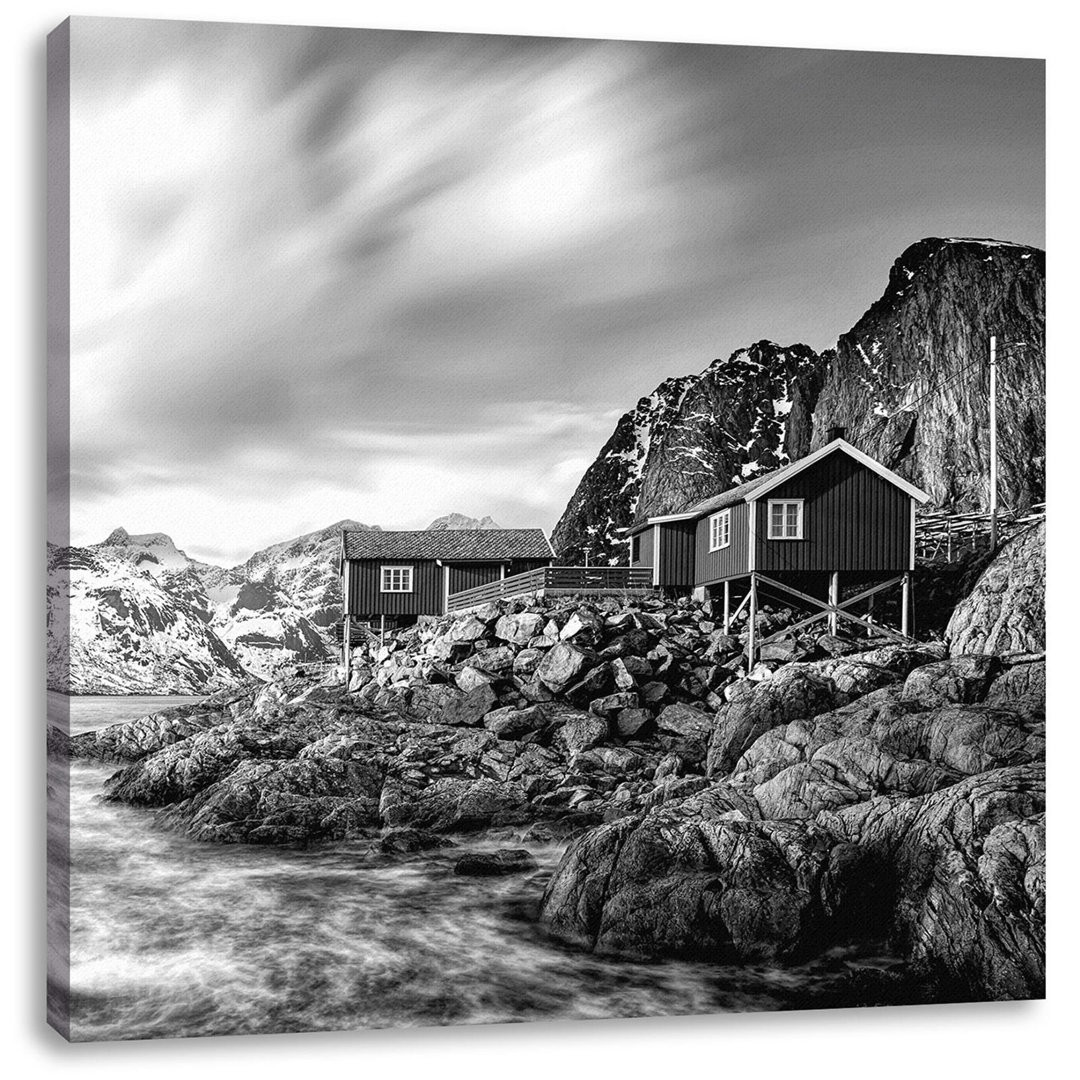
(915, 503, 1045, 563)
(446, 565, 654, 613)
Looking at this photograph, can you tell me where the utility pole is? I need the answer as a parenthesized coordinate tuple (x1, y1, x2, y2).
(989, 335, 998, 550)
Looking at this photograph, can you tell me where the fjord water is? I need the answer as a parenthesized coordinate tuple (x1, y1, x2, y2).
(54, 693, 873, 1041)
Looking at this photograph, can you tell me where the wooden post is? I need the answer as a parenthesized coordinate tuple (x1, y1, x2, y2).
(723, 579, 731, 634)
(747, 574, 758, 669)
(901, 572, 911, 638)
(343, 616, 351, 685)
(989, 335, 999, 551)
(380, 614, 385, 647)
(828, 571, 839, 635)
(866, 591, 875, 639)
(946, 518, 953, 563)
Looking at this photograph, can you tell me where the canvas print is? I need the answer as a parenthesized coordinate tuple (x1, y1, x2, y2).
(46, 16, 1046, 1042)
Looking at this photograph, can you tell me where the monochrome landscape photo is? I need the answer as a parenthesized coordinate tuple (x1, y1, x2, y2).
(47, 16, 1045, 1041)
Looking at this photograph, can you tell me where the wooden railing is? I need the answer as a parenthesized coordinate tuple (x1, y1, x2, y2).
(447, 566, 654, 613)
(915, 503, 1045, 563)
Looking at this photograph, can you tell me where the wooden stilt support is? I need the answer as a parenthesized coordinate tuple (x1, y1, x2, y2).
(343, 616, 351, 685)
(901, 572, 911, 638)
(867, 591, 874, 639)
(380, 614, 386, 647)
(828, 571, 839, 635)
(747, 573, 758, 669)
(723, 580, 731, 634)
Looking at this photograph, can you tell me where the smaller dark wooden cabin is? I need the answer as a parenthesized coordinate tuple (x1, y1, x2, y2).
(340, 527, 555, 627)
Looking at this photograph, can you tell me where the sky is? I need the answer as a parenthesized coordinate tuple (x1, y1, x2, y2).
(60, 16, 1045, 566)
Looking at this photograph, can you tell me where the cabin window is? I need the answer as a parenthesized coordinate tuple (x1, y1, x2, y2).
(709, 510, 731, 551)
(767, 499, 804, 539)
(380, 565, 414, 593)
(631, 533, 641, 562)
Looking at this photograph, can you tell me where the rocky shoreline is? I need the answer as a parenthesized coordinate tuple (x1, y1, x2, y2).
(52, 524, 1046, 1006)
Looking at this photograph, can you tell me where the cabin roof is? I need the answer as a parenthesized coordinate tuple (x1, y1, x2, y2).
(342, 528, 555, 561)
(634, 439, 930, 529)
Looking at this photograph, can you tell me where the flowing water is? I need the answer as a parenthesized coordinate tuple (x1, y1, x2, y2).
(50, 693, 894, 1042)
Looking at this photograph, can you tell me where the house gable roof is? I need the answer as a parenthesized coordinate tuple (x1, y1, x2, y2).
(643, 439, 930, 526)
(342, 528, 555, 561)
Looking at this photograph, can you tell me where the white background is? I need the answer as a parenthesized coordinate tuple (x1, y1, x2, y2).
(4, 2, 1075, 1077)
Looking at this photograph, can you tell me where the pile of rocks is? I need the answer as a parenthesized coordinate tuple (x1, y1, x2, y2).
(344, 591, 886, 766)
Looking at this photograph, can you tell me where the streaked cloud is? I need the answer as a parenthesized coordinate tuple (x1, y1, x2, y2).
(65, 19, 1043, 564)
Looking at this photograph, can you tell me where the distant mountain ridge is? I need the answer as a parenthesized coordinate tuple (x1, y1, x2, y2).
(552, 237, 1045, 564)
(48, 512, 502, 693)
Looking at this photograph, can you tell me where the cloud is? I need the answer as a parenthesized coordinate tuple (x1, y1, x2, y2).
(64, 20, 1043, 562)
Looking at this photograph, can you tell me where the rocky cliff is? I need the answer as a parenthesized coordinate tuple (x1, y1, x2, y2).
(946, 522, 1046, 655)
(812, 238, 1045, 509)
(552, 341, 827, 564)
(552, 237, 1045, 562)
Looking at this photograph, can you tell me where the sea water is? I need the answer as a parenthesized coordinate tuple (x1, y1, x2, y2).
(49, 692, 885, 1041)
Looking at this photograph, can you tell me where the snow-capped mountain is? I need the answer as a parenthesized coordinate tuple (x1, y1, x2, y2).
(47, 543, 247, 695)
(427, 513, 501, 530)
(200, 519, 377, 632)
(552, 237, 1045, 563)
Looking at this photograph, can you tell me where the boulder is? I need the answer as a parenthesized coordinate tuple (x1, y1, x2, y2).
(814, 633, 866, 657)
(821, 762, 1045, 1000)
(540, 789, 867, 961)
(407, 683, 464, 721)
(563, 664, 614, 707)
(536, 642, 598, 692)
(155, 754, 386, 844)
(454, 666, 495, 693)
(615, 707, 652, 739)
(900, 655, 998, 709)
(590, 692, 638, 717)
(389, 776, 529, 832)
(512, 648, 545, 677)
(559, 610, 603, 642)
(482, 704, 548, 740)
(441, 684, 498, 726)
(446, 616, 489, 643)
(468, 646, 517, 676)
(985, 653, 1045, 707)
(599, 630, 653, 659)
(575, 746, 644, 777)
(640, 681, 669, 706)
(494, 612, 544, 645)
(454, 849, 539, 876)
(706, 666, 838, 778)
(946, 522, 1045, 655)
(380, 828, 453, 853)
(655, 702, 713, 738)
(554, 712, 609, 757)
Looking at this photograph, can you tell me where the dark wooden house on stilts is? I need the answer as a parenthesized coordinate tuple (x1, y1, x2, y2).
(628, 431, 930, 663)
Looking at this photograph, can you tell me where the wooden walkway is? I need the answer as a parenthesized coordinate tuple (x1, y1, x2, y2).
(446, 566, 654, 613)
(915, 503, 1044, 563)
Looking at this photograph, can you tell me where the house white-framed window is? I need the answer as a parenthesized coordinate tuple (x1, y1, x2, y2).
(380, 565, 414, 593)
(709, 509, 731, 551)
(767, 499, 804, 540)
